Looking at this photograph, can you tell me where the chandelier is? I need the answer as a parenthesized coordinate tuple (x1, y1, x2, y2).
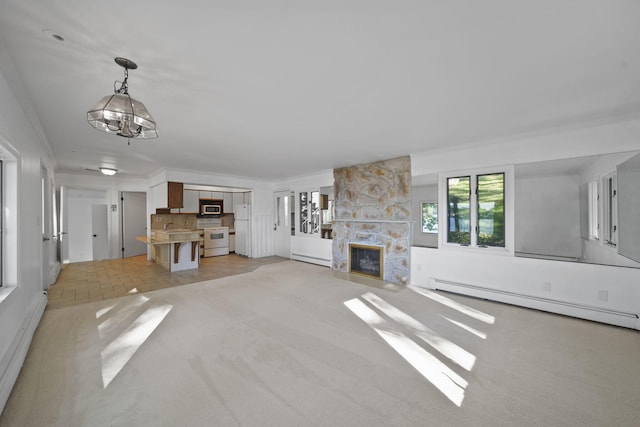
(87, 57, 157, 139)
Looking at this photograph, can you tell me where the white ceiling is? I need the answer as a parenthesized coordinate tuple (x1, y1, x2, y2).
(0, 0, 639, 180)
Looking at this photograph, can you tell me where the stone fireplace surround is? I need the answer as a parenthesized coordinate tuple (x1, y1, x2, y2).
(332, 156, 411, 285)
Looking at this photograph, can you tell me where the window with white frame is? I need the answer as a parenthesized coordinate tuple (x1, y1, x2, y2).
(0, 160, 2, 286)
(421, 201, 438, 233)
(442, 168, 510, 250)
(588, 180, 599, 240)
(602, 171, 617, 246)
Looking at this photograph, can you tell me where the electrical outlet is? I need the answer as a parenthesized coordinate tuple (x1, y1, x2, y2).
(598, 290, 608, 302)
(417, 264, 422, 272)
(543, 281, 551, 292)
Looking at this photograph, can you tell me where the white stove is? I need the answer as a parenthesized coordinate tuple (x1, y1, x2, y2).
(203, 226, 229, 257)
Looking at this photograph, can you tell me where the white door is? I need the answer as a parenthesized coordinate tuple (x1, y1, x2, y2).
(92, 204, 109, 260)
(41, 167, 52, 289)
(274, 190, 292, 258)
(121, 191, 147, 258)
(59, 186, 69, 263)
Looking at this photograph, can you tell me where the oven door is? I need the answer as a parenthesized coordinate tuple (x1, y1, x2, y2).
(204, 228, 229, 257)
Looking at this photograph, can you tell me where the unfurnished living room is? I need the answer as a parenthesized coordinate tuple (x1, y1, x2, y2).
(0, 1, 639, 426)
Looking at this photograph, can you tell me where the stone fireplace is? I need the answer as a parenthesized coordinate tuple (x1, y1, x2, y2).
(332, 156, 411, 285)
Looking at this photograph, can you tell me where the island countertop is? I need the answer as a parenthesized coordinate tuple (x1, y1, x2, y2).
(137, 229, 204, 272)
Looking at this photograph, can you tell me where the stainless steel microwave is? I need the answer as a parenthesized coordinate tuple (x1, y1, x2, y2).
(200, 204, 222, 215)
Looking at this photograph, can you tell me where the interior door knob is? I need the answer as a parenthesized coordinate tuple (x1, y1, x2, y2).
(93, 234, 97, 237)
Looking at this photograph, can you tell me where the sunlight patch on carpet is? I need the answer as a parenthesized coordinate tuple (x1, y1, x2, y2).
(409, 286, 495, 324)
(100, 303, 173, 388)
(345, 297, 467, 407)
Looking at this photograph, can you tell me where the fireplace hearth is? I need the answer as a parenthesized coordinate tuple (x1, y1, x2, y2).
(349, 244, 383, 279)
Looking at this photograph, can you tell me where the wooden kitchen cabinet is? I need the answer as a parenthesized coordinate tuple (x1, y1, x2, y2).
(168, 182, 184, 208)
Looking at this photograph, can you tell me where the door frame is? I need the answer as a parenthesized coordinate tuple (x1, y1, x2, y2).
(274, 190, 292, 258)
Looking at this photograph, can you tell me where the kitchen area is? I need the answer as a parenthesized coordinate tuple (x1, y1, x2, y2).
(140, 182, 252, 272)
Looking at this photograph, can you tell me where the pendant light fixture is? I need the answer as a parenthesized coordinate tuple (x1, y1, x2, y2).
(87, 57, 157, 140)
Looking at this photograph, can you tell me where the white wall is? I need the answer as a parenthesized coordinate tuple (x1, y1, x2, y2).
(514, 174, 581, 259)
(291, 236, 332, 266)
(0, 49, 55, 411)
(250, 188, 274, 258)
(411, 246, 640, 329)
(410, 118, 640, 329)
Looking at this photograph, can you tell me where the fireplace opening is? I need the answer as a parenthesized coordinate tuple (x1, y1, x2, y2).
(349, 244, 383, 280)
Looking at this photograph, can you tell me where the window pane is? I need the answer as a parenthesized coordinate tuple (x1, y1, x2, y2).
(447, 176, 470, 244)
(421, 202, 438, 233)
(0, 160, 2, 286)
(477, 173, 505, 247)
(588, 181, 598, 240)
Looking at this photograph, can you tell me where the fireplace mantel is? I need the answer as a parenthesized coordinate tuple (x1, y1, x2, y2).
(333, 219, 412, 224)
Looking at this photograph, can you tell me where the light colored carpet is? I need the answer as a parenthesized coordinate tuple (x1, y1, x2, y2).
(1, 261, 639, 426)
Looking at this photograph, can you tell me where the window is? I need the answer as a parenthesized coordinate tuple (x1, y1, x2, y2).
(0, 160, 2, 286)
(602, 172, 617, 246)
(421, 201, 438, 233)
(447, 176, 471, 244)
(442, 168, 511, 250)
(477, 173, 505, 247)
(588, 180, 599, 240)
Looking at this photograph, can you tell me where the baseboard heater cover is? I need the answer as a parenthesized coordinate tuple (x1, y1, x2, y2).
(291, 252, 331, 267)
(0, 294, 47, 413)
(430, 278, 639, 328)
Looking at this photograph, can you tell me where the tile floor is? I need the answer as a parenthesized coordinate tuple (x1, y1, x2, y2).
(46, 254, 286, 310)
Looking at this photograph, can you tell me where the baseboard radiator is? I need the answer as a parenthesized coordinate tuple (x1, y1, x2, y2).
(0, 294, 47, 413)
(291, 252, 331, 267)
(430, 278, 640, 330)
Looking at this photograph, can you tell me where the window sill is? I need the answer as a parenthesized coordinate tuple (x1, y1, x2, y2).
(0, 285, 17, 306)
(441, 243, 514, 256)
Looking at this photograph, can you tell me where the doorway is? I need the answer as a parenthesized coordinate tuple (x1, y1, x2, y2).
(66, 188, 109, 263)
(121, 191, 147, 258)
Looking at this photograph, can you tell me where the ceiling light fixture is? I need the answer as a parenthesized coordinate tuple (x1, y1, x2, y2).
(87, 57, 157, 140)
(99, 167, 118, 176)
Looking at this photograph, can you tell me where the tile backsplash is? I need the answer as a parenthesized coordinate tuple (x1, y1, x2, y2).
(151, 213, 234, 230)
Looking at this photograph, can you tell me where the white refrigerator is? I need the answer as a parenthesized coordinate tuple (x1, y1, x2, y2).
(234, 204, 251, 257)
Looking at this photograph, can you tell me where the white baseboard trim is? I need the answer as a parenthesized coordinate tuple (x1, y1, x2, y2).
(428, 278, 640, 330)
(291, 253, 332, 267)
(0, 293, 47, 413)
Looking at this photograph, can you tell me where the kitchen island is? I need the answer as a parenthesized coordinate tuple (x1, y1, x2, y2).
(137, 229, 204, 272)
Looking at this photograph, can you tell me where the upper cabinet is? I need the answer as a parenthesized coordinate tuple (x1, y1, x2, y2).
(183, 190, 199, 213)
(223, 193, 233, 213)
(233, 192, 251, 206)
(167, 182, 184, 209)
(233, 193, 244, 207)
